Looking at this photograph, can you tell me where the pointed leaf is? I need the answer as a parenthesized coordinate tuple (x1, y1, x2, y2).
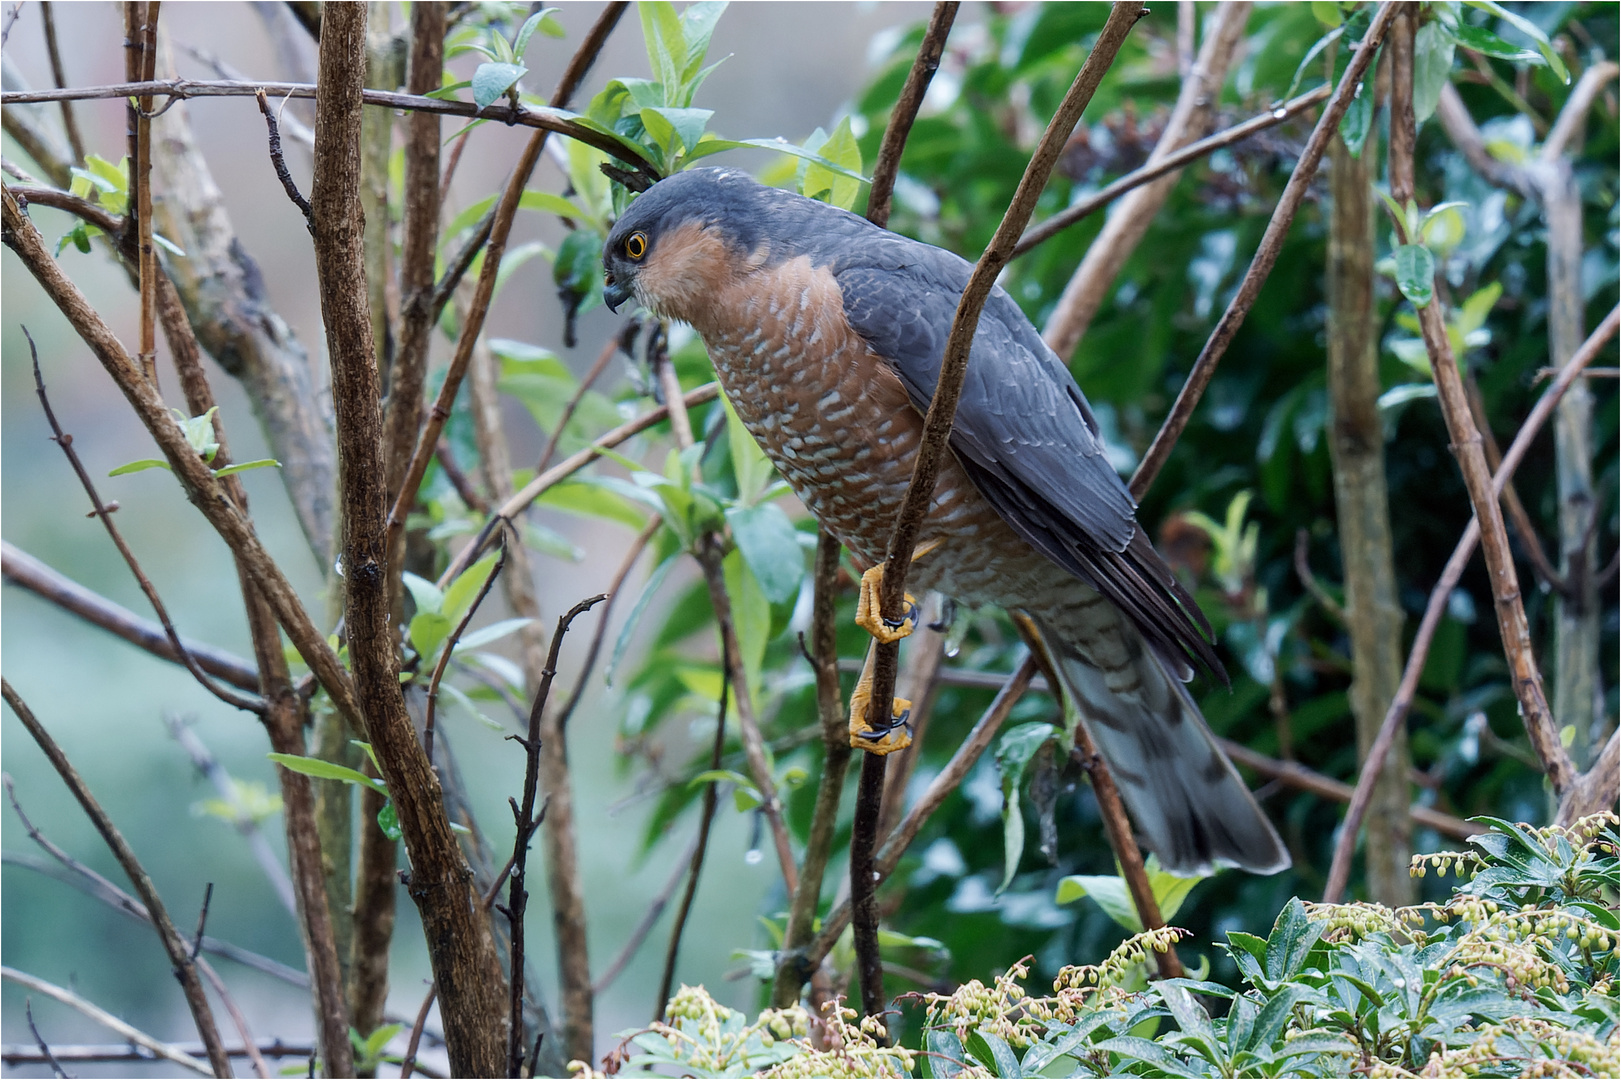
(725, 503, 804, 606)
(606, 552, 678, 686)
(267, 753, 388, 795)
(1393, 243, 1435, 307)
(472, 62, 527, 109)
(401, 571, 444, 616)
(452, 618, 537, 653)
(108, 459, 172, 476)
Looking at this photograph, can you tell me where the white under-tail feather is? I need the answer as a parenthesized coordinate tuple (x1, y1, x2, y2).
(1031, 611, 1290, 876)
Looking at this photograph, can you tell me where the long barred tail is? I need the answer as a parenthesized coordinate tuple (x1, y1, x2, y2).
(1032, 613, 1290, 876)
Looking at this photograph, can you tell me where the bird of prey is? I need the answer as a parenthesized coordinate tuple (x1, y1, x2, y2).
(603, 167, 1287, 876)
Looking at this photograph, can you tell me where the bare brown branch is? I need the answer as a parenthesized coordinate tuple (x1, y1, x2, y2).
(865, 1, 958, 228)
(1323, 304, 1619, 903)
(2, 681, 233, 1077)
(1129, 1, 1400, 499)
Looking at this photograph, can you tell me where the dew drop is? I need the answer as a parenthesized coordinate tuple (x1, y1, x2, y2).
(744, 848, 763, 865)
(1273, 108, 1287, 119)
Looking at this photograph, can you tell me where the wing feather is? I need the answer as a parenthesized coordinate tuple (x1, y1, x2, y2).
(831, 239, 1225, 683)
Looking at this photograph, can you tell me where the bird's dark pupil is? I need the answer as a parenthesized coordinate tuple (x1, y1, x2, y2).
(628, 233, 645, 258)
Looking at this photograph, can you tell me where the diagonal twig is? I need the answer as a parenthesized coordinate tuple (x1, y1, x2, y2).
(2, 682, 233, 1077)
(2, 541, 262, 691)
(1, 967, 210, 1077)
(856, 1, 1148, 1024)
(1129, 1, 1401, 499)
(1322, 305, 1619, 903)
(595, 829, 701, 996)
(24, 998, 69, 1080)
(40, 2, 85, 165)
(424, 543, 508, 766)
(656, 658, 729, 1019)
(864, 1, 959, 227)
(26, 331, 264, 714)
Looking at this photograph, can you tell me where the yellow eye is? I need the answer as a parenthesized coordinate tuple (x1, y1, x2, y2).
(624, 231, 648, 260)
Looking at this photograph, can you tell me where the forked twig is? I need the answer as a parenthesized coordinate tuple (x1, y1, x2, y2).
(656, 658, 730, 1019)
(856, 2, 1148, 1024)
(1322, 305, 1619, 903)
(1, 682, 232, 1076)
(1129, 2, 1400, 499)
(504, 594, 607, 1076)
(26, 330, 264, 714)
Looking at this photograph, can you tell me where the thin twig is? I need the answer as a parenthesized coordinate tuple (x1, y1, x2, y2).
(25, 998, 69, 1080)
(1463, 374, 1564, 593)
(436, 383, 720, 589)
(1294, 529, 1347, 625)
(771, 533, 852, 1007)
(864, 1, 958, 227)
(399, 983, 438, 1080)
(424, 544, 509, 766)
(1, 1, 23, 48)
(434, 437, 490, 515)
(164, 715, 298, 916)
(657, 660, 730, 1019)
(2, 541, 262, 691)
(0, 77, 663, 180)
(1322, 305, 1619, 903)
(41, 2, 85, 164)
(1129, 2, 1400, 499)
(1, 967, 211, 1077)
(555, 518, 661, 735)
(131, 1, 160, 387)
(255, 88, 312, 226)
(595, 830, 701, 995)
(857, 2, 1147, 1024)
(536, 330, 623, 475)
(386, 2, 631, 567)
(1012, 85, 1331, 258)
(2, 683, 233, 1076)
(26, 332, 264, 714)
(793, 657, 1038, 979)
(505, 594, 607, 1077)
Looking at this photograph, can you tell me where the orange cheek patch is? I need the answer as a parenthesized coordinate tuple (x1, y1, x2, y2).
(633, 221, 738, 325)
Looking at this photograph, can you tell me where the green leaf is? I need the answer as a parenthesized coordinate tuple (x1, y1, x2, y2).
(1441, 22, 1541, 64)
(801, 116, 863, 211)
(722, 549, 770, 703)
(513, 8, 560, 58)
(410, 611, 453, 663)
(721, 395, 772, 504)
(639, 1, 687, 102)
(376, 799, 402, 841)
(683, 137, 871, 186)
(994, 723, 1056, 895)
(266, 753, 388, 796)
(1055, 871, 1142, 931)
(452, 618, 536, 654)
(1285, 25, 1343, 101)
(1339, 77, 1376, 157)
(606, 552, 678, 686)
(1412, 21, 1456, 123)
(175, 406, 220, 459)
(1393, 243, 1436, 307)
(639, 105, 681, 160)
(442, 551, 501, 622)
(1462, 0, 1569, 82)
(678, 2, 728, 88)
(519, 189, 586, 219)
(440, 683, 504, 731)
(425, 79, 473, 101)
(472, 62, 527, 109)
(965, 1029, 1021, 1078)
(553, 229, 605, 314)
(1264, 897, 1325, 982)
(1143, 854, 1211, 923)
(540, 480, 651, 530)
(725, 503, 804, 606)
(401, 572, 444, 616)
(108, 458, 172, 476)
(212, 458, 280, 477)
(643, 106, 713, 154)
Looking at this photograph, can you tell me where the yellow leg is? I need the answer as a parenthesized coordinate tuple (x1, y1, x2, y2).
(848, 641, 913, 754)
(852, 539, 943, 645)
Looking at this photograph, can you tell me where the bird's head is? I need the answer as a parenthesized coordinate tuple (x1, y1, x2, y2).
(602, 168, 780, 325)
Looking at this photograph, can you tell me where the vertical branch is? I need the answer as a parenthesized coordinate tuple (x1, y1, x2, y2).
(504, 596, 606, 1077)
(772, 532, 852, 1007)
(657, 659, 729, 1019)
(1043, 0, 1251, 360)
(40, 2, 86, 163)
(1129, 1, 1400, 498)
(1322, 305, 1617, 902)
(855, 2, 1148, 1024)
(310, 7, 509, 1073)
(384, 1, 629, 555)
(129, 2, 161, 385)
(2, 681, 234, 1078)
(864, 1, 959, 226)
(1386, 13, 1572, 802)
(1325, 85, 1411, 902)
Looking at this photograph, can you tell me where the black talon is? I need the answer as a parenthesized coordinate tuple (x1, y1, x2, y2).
(928, 597, 958, 633)
(883, 599, 920, 631)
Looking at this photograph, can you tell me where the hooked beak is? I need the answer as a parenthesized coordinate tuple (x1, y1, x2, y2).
(603, 273, 632, 313)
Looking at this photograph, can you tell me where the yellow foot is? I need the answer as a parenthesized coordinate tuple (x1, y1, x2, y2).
(854, 563, 918, 645)
(847, 642, 914, 754)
